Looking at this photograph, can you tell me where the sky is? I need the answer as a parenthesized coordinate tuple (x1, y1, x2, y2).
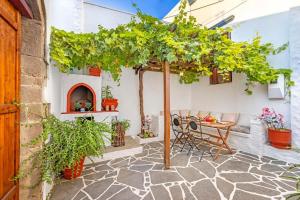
(87, 0, 180, 19)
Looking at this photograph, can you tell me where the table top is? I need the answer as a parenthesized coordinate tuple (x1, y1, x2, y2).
(200, 121, 235, 128)
(179, 117, 235, 129)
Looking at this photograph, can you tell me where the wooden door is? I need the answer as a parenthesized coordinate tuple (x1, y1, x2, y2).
(0, 0, 21, 200)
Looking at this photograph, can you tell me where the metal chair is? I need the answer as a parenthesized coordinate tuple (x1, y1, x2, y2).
(187, 116, 213, 161)
(170, 114, 189, 151)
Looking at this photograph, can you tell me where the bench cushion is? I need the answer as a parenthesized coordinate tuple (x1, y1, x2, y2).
(231, 125, 250, 134)
(221, 113, 240, 123)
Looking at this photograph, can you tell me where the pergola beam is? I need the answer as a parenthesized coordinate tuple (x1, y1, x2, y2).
(163, 61, 171, 169)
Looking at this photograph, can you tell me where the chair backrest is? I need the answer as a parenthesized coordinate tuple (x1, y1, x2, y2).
(188, 116, 199, 131)
(170, 114, 181, 132)
(188, 116, 203, 136)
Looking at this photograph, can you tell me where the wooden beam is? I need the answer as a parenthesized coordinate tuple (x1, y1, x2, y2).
(139, 70, 145, 134)
(163, 61, 171, 169)
(9, 0, 33, 19)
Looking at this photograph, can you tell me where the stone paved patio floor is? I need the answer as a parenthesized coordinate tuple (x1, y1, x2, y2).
(50, 141, 299, 200)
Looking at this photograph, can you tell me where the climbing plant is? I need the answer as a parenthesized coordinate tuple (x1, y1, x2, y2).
(50, 0, 293, 94)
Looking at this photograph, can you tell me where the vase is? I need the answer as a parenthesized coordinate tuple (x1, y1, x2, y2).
(88, 67, 101, 76)
(102, 98, 118, 111)
(63, 157, 85, 180)
(268, 128, 291, 149)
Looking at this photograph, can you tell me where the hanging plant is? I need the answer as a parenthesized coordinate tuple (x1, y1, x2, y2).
(49, 0, 293, 94)
(15, 115, 112, 184)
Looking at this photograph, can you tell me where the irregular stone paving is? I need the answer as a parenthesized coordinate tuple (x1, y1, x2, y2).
(51, 142, 299, 200)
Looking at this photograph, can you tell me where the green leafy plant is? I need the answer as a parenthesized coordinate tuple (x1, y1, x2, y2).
(112, 119, 130, 132)
(16, 115, 112, 184)
(284, 164, 300, 199)
(49, 0, 293, 94)
(143, 130, 151, 138)
(85, 101, 92, 111)
(75, 101, 82, 110)
(102, 86, 114, 99)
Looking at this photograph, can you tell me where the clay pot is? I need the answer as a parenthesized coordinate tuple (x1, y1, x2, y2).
(268, 128, 291, 149)
(88, 67, 101, 76)
(101, 98, 118, 111)
(63, 157, 85, 180)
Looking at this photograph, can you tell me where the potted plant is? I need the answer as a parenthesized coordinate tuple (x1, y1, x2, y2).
(75, 101, 82, 112)
(88, 66, 101, 76)
(259, 107, 291, 149)
(111, 119, 130, 147)
(85, 101, 92, 111)
(101, 86, 118, 111)
(16, 115, 112, 183)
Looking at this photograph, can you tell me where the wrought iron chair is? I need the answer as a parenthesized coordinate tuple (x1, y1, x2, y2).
(187, 116, 213, 161)
(170, 114, 189, 151)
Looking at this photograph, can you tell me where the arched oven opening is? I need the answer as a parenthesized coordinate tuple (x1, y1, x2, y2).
(67, 83, 96, 113)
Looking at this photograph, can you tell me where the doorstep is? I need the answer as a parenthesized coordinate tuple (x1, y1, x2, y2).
(84, 136, 142, 165)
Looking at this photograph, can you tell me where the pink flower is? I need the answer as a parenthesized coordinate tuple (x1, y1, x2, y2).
(262, 107, 271, 115)
(278, 113, 284, 122)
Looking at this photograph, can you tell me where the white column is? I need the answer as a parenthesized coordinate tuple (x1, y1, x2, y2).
(289, 6, 300, 148)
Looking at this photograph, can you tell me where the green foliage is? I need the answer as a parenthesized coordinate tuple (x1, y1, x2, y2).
(75, 101, 81, 110)
(49, 0, 293, 94)
(102, 86, 114, 99)
(16, 115, 112, 184)
(112, 119, 130, 132)
(284, 164, 300, 199)
(85, 101, 92, 111)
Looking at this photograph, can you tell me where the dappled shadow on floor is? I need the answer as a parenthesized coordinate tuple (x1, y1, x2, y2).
(50, 141, 299, 200)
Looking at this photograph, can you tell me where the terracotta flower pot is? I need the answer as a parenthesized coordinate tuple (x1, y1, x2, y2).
(101, 98, 118, 111)
(88, 67, 101, 76)
(63, 157, 85, 180)
(268, 128, 291, 149)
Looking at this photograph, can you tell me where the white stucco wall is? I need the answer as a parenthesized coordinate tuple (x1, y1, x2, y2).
(191, 12, 291, 127)
(44, 0, 84, 116)
(84, 2, 134, 32)
(289, 7, 300, 148)
(164, 0, 300, 27)
(100, 66, 191, 136)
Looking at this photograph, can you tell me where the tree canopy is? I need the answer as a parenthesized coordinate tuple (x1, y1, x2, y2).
(50, 0, 293, 94)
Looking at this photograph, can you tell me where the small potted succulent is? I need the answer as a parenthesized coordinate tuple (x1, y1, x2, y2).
(85, 101, 92, 111)
(259, 107, 291, 149)
(88, 66, 101, 76)
(101, 86, 118, 111)
(75, 101, 82, 112)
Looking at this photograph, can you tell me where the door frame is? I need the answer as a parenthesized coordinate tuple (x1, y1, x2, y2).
(8, 0, 33, 18)
(0, 1, 32, 200)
